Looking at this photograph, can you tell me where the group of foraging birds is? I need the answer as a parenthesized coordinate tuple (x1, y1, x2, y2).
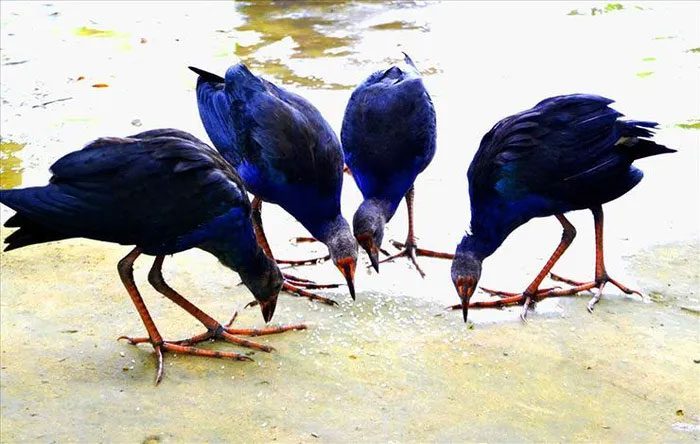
(0, 53, 674, 383)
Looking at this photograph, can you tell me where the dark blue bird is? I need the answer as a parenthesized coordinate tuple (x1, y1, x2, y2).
(449, 94, 675, 322)
(0, 129, 305, 383)
(190, 63, 358, 303)
(341, 53, 452, 277)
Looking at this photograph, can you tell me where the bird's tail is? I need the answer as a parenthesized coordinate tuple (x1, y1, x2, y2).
(617, 120, 677, 160)
(0, 188, 69, 251)
(188, 66, 225, 84)
(402, 52, 417, 69)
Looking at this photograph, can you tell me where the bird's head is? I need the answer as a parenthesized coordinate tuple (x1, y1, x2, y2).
(326, 222, 358, 300)
(239, 254, 283, 323)
(450, 252, 482, 323)
(352, 201, 386, 273)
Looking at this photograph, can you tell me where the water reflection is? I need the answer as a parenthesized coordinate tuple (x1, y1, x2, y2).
(232, 0, 428, 89)
(0, 141, 24, 190)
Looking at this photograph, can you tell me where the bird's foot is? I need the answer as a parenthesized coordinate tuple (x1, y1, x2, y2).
(379, 240, 425, 277)
(447, 286, 578, 321)
(222, 310, 308, 336)
(390, 240, 455, 260)
(117, 335, 254, 385)
(245, 281, 339, 309)
(548, 272, 643, 312)
(479, 286, 561, 298)
(378, 240, 454, 278)
(276, 254, 330, 267)
(479, 287, 567, 322)
(119, 324, 278, 353)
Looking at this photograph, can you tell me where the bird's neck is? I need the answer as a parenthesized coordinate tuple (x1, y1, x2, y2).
(455, 232, 500, 261)
(309, 214, 351, 245)
(197, 211, 268, 277)
(359, 198, 392, 224)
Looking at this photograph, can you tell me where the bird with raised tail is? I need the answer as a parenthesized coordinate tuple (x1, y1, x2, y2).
(449, 95, 675, 322)
(190, 63, 358, 305)
(341, 53, 453, 277)
(0, 129, 306, 383)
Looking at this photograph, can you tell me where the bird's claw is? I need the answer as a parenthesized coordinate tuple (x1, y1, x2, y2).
(119, 336, 255, 385)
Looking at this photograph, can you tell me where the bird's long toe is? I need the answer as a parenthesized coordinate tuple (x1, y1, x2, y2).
(282, 281, 339, 306)
(224, 323, 307, 337)
(120, 336, 254, 385)
(377, 244, 421, 276)
(480, 286, 561, 298)
(276, 255, 330, 267)
(389, 240, 455, 260)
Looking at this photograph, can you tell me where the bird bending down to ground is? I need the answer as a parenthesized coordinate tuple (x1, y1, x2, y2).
(341, 53, 453, 277)
(0, 129, 306, 383)
(449, 94, 675, 322)
(191, 63, 358, 304)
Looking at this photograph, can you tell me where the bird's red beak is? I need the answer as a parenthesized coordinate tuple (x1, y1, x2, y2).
(356, 233, 380, 273)
(455, 276, 476, 323)
(335, 257, 356, 300)
(259, 298, 277, 323)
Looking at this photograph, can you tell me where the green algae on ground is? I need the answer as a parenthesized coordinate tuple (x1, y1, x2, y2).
(642, 56, 656, 62)
(636, 71, 654, 78)
(676, 120, 700, 130)
(687, 48, 700, 53)
(0, 141, 25, 189)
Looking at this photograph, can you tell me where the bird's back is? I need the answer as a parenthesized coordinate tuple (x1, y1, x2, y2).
(468, 94, 674, 235)
(342, 54, 436, 203)
(1, 129, 250, 254)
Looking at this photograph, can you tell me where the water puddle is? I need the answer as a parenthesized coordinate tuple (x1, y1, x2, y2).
(0, 141, 25, 189)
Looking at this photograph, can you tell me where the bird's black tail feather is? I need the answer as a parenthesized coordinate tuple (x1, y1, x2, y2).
(0, 189, 69, 251)
(617, 120, 676, 160)
(623, 138, 676, 160)
(188, 66, 224, 83)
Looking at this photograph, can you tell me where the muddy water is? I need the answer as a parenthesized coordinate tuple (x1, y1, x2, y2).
(1, 1, 699, 442)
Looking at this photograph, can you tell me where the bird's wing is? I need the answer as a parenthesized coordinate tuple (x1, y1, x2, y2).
(24, 132, 249, 246)
(230, 67, 343, 195)
(468, 94, 630, 204)
(190, 66, 240, 164)
(192, 64, 343, 197)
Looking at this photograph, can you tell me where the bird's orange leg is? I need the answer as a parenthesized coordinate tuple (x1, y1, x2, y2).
(549, 205, 642, 311)
(452, 214, 580, 320)
(120, 256, 306, 354)
(380, 186, 454, 277)
(116, 249, 252, 385)
(248, 196, 339, 305)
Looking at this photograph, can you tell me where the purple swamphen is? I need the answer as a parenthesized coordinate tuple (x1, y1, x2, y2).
(190, 63, 358, 304)
(449, 94, 675, 322)
(0, 129, 305, 383)
(341, 53, 453, 277)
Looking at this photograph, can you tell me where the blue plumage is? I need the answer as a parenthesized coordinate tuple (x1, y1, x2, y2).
(191, 64, 357, 299)
(341, 53, 444, 274)
(451, 94, 675, 321)
(343, 53, 435, 211)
